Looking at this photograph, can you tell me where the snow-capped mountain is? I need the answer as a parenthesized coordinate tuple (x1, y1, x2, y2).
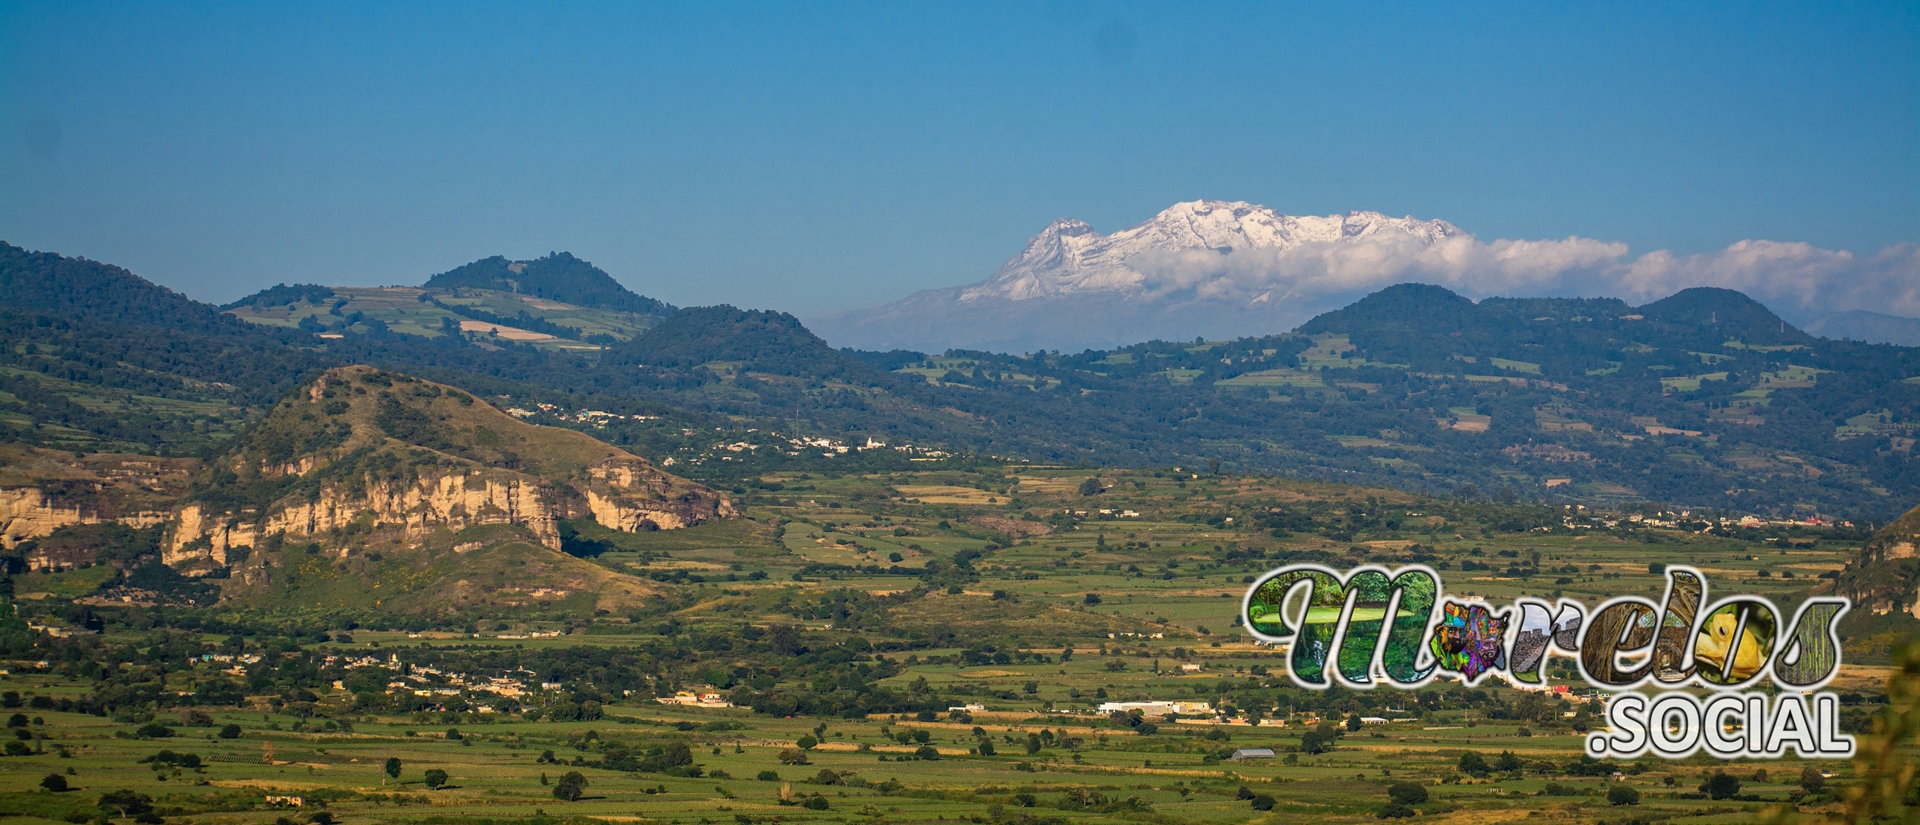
(966, 201, 1464, 303)
(811, 200, 1479, 353)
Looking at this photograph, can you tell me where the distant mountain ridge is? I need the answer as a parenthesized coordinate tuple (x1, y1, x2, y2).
(1806, 310, 1920, 347)
(4, 240, 1917, 522)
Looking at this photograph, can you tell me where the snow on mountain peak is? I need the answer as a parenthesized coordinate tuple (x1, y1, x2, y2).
(962, 200, 1466, 303)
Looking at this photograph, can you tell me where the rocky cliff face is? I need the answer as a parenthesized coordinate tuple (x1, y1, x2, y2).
(1836, 503, 1920, 619)
(163, 365, 735, 572)
(0, 445, 190, 551)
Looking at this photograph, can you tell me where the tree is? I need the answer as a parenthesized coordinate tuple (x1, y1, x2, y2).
(1607, 784, 1641, 806)
(384, 757, 402, 783)
(795, 734, 818, 751)
(1701, 771, 1741, 799)
(778, 748, 810, 765)
(97, 790, 153, 819)
(1079, 477, 1104, 496)
(1457, 751, 1489, 777)
(217, 724, 241, 739)
(1378, 802, 1416, 818)
(1251, 794, 1277, 811)
(1084, 593, 1102, 605)
(1494, 750, 1523, 771)
(977, 739, 995, 756)
(553, 771, 588, 801)
(914, 745, 940, 760)
(1386, 781, 1427, 805)
(1346, 713, 1364, 732)
(40, 774, 68, 792)
(1300, 723, 1340, 755)
(423, 769, 448, 789)
(1799, 766, 1826, 794)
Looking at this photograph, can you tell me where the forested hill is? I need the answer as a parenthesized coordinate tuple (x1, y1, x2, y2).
(604, 306, 882, 384)
(0, 242, 266, 336)
(423, 252, 675, 317)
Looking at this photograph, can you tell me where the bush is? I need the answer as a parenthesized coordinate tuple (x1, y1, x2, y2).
(756, 770, 780, 781)
(1387, 781, 1428, 805)
(423, 769, 448, 789)
(4, 740, 31, 756)
(134, 722, 173, 739)
(217, 724, 242, 739)
(1378, 802, 1416, 818)
(1607, 784, 1640, 806)
(1251, 794, 1276, 811)
(914, 745, 940, 760)
(41, 773, 68, 792)
(1457, 751, 1489, 777)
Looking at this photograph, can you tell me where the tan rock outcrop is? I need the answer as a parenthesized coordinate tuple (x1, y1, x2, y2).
(1, 487, 171, 550)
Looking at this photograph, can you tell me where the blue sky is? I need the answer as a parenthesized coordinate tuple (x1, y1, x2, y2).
(1, 1, 1915, 316)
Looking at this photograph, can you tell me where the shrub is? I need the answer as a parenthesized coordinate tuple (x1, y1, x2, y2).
(41, 774, 68, 792)
(1378, 802, 1416, 818)
(1457, 751, 1489, 777)
(218, 724, 242, 739)
(423, 769, 448, 789)
(913, 745, 940, 760)
(757, 770, 781, 781)
(1251, 794, 1277, 811)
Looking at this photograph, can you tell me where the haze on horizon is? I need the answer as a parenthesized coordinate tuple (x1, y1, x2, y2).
(1, 1, 1915, 324)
